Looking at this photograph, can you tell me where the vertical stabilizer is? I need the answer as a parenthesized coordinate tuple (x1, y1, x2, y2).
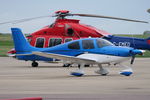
(11, 28, 36, 53)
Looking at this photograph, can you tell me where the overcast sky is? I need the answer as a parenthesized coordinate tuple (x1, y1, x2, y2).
(0, 0, 149, 34)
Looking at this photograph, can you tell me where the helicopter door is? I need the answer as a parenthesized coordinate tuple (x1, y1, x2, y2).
(49, 38, 62, 47)
(35, 37, 45, 48)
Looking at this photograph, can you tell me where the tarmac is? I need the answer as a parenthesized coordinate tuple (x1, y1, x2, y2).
(0, 57, 150, 100)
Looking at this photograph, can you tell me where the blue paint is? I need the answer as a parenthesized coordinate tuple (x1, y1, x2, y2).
(16, 55, 54, 61)
(11, 28, 142, 62)
(104, 35, 150, 50)
(120, 71, 133, 76)
(71, 72, 84, 76)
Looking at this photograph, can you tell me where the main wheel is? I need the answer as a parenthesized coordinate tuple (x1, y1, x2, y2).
(84, 64, 90, 67)
(63, 64, 71, 67)
(32, 61, 38, 67)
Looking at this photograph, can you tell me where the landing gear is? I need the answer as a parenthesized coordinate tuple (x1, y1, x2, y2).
(95, 64, 109, 76)
(63, 64, 90, 67)
(119, 64, 133, 76)
(63, 63, 71, 67)
(84, 64, 90, 67)
(32, 61, 38, 67)
(70, 63, 85, 77)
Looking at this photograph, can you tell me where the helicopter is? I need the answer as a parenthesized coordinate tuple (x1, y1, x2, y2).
(2, 10, 149, 67)
(23, 10, 148, 49)
(5, 10, 148, 48)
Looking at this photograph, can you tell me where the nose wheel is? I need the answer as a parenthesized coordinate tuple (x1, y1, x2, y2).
(32, 61, 38, 67)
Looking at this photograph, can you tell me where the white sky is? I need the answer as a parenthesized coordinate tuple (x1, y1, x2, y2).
(0, 0, 150, 34)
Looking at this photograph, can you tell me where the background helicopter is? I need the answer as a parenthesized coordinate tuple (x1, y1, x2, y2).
(2, 10, 149, 67)
(4, 10, 148, 48)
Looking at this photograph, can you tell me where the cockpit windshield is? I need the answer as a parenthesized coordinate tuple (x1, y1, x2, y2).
(97, 39, 114, 48)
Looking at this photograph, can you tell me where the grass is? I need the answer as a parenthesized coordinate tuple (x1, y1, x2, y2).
(0, 34, 150, 57)
(117, 34, 150, 39)
(0, 34, 14, 56)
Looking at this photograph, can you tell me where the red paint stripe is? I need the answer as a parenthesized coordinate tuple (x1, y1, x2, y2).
(0, 97, 42, 100)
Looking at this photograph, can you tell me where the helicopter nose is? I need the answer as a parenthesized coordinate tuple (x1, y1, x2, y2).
(129, 49, 143, 55)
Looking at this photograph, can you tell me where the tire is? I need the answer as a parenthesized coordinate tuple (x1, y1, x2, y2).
(63, 64, 71, 67)
(84, 64, 90, 67)
(32, 61, 38, 67)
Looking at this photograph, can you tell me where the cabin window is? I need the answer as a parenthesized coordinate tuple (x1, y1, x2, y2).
(49, 38, 62, 47)
(67, 28, 74, 36)
(35, 38, 45, 48)
(82, 39, 94, 49)
(97, 39, 113, 48)
(65, 38, 73, 43)
(68, 41, 80, 49)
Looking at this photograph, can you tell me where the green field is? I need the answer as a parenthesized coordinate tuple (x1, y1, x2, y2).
(0, 34, 14, 56)
(0, 34, 150, 57)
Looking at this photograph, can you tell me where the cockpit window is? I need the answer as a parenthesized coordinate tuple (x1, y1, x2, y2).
(97, 39, 113, 48)
(82, 40, 94, 49)
(68, 41, 80, 49)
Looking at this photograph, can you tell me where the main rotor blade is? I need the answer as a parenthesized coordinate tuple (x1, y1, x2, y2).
(73, 14, 148, 23)
(0, 15, 51, 25)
